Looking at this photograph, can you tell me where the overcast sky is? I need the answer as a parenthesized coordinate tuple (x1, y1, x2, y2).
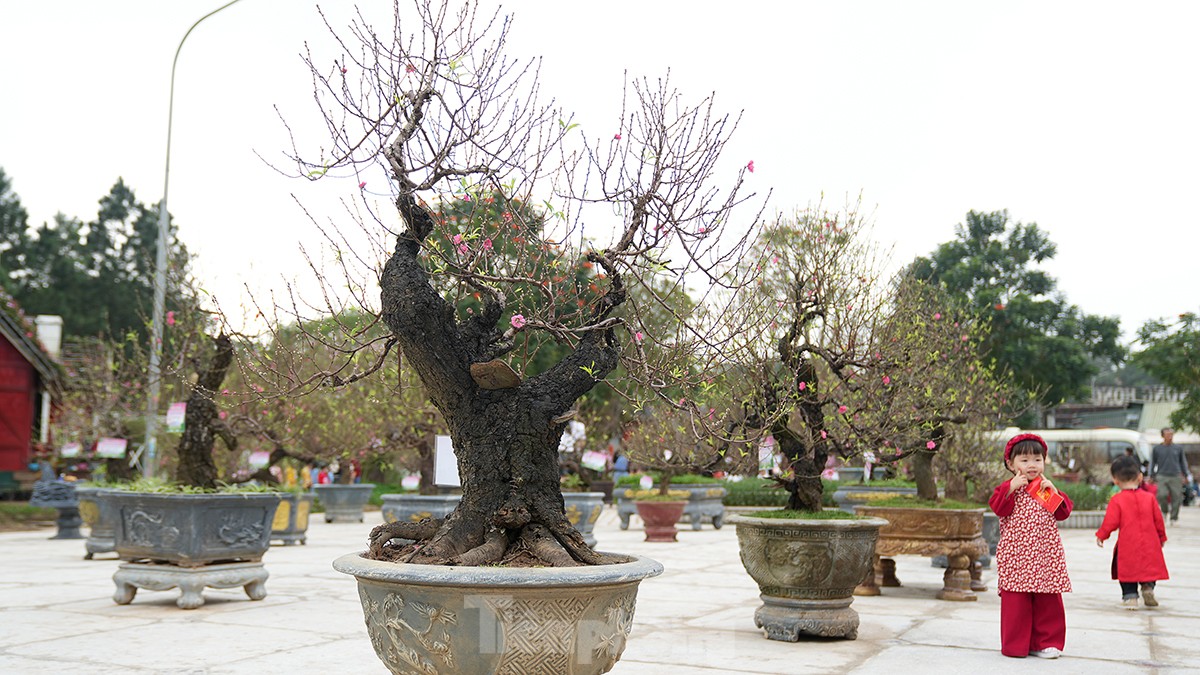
(2, 1, 1197, 343)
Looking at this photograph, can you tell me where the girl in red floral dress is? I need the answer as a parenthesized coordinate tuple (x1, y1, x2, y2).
(989, 433, 1074, 659)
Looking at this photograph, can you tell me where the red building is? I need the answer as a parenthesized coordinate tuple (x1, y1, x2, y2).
(0, 309, 61, 472)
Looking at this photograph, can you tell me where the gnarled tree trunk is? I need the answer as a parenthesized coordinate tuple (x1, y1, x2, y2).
(174, 334, 234, 489)
(368, 196, 622, 566)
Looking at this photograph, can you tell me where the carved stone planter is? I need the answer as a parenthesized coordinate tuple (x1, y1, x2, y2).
(271, 491, 314, 546)
(380, 493, 462, 527)
(854, 505, 987, 601)
(334, 552, 663, 675)
(562, 491, 605, 548)
(835, 467, 887, 483)
(29, 474, 82, 540)
(108, 491, 281, 566)
(106, 491, 280, 608)
(617, 483, 727, 530)
(729, 513, 887, 641)
(382, 493, 604, 547)
(313, 483, 375, 523)
(634, 501, 686, 542)
(76, 486, 118, 559)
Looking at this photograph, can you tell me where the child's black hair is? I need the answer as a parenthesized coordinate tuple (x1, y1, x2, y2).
(1008, 439, 1046, 459)
(1111, 455, 1141, 483)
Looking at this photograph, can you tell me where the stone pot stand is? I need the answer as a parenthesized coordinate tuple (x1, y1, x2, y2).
(113, 562, 268, 610)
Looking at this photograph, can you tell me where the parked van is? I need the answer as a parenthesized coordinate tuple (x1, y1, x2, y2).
(987, 428, 1153, 484)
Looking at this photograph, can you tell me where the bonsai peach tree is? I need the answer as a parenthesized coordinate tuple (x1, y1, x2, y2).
(267, 0, 767, 566)
(723, 204, 1013, 512)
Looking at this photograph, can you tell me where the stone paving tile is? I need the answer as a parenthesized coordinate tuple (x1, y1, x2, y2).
(0, 502, 1197, 673)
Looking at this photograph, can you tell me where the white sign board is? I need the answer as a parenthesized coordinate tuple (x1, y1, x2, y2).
(96, 437, 128, 459)
(433, 435, 461, 487)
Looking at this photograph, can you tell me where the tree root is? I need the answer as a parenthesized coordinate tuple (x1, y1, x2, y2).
(517, 524, 581, 567)
(368, 518, 444, 558)
(451, 528, 510, 566)
(545, 518, 621, 565)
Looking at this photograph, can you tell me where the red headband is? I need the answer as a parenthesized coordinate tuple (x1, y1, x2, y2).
(1004, 433, 1047, 461)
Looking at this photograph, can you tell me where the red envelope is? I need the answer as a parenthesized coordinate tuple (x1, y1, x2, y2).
(1026, 477, 1064, 513)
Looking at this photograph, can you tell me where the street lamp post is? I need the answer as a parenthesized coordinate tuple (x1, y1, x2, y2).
(143, 0, 245, 478)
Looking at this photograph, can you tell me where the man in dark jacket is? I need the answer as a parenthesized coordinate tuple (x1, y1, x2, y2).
(1150, 428, 1191, 525)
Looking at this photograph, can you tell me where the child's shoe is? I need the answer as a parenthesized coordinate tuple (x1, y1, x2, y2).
(1122, 597, 1139, 610)
(1030, 648, 1061, 659)
(1141, 584, 1158, 607)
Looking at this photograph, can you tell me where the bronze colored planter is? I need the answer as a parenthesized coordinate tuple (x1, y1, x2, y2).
(854, 505, 987, 601)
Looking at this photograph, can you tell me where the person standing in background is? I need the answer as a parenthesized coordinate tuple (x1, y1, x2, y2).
(1149, 428, 1191, 525)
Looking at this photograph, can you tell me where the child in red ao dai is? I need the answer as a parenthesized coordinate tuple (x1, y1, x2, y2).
(989, 433, 1074, 659)
(1095, 455, 1168, 609)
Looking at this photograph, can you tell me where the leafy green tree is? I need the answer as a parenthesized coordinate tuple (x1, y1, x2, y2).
(0, 171, 196, 341)
(0, 168, 30, 287)
(1133, 311, 1200, 432)
(910, 209, 1123, 411)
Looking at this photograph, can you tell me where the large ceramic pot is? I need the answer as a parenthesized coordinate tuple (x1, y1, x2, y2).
(634, 500, 686, 542)
(271, 491, 314, 546)
(380, 493, 462, 526)
(76, 486, 118, 559)
(617, 483, 727, 530)
(730, 513, 886, 641)
(108, 491, 281, 566)
(334, 551, 663, 675)
(313, 483, 375, 523)
(854, 505, 987, 601)
(562, 491, 605, 548)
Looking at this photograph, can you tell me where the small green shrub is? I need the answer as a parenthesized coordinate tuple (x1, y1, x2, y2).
(104, 478, 282, 494)
(1058, 482, 1114, 511)
(747, 508, 862, 520)
(720, 477, 839, 508)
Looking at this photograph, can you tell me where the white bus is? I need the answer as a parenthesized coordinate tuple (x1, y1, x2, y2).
(987, 428, 1153, 484)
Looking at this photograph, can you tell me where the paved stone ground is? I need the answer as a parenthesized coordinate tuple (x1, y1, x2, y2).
(1, 502, 1197, 674)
